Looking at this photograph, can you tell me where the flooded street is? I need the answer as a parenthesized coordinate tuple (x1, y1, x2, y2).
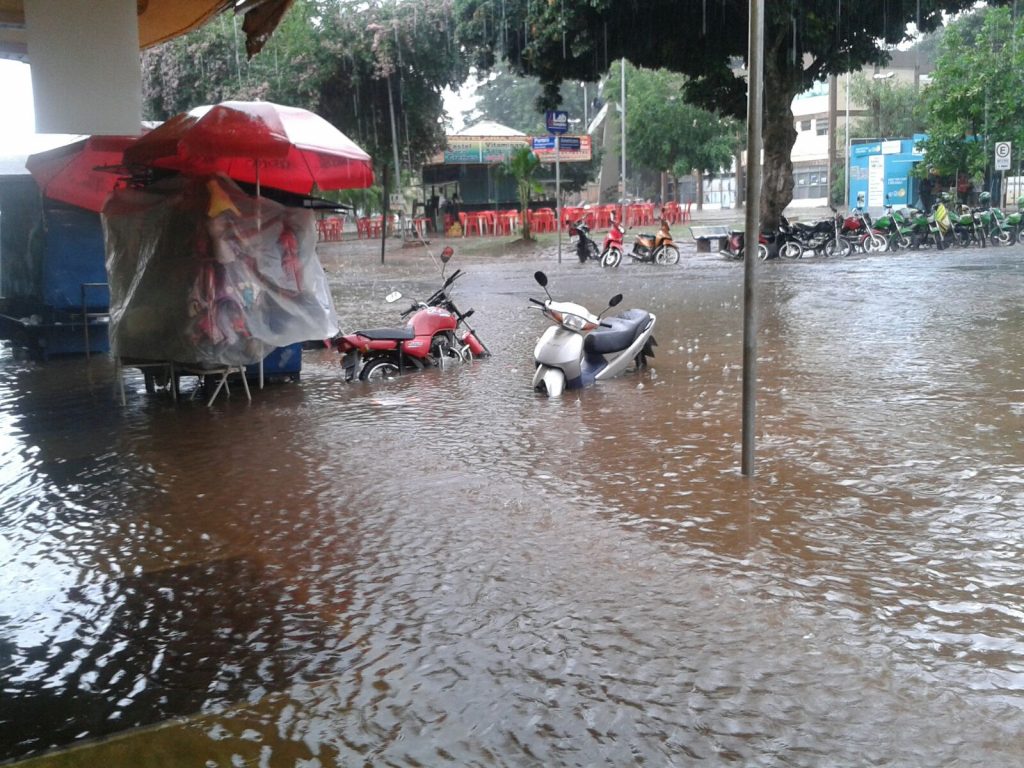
(1, 244, 1023, 766)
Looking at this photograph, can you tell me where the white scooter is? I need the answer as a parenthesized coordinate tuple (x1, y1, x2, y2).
(529, 271, 657, 397)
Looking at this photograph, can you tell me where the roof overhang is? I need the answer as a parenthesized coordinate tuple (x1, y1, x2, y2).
(1, 0, 292, 135)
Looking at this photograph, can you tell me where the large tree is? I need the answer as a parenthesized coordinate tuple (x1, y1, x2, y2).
(454, 0, 982, 227)
(605, 63, 738, 210)
(463, 68, 595, 134)
(918, 7, 1024, 190)
(142, 0, 469, 175)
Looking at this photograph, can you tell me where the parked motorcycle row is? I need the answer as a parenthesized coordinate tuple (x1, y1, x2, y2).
(725, 192, 1024, 262)
(569, 214, 680, 268)
(329, 244, 658, 397)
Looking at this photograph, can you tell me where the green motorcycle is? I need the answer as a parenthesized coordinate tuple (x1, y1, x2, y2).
(998, 195, 1024, 244)
(976, 191, 1012, 246)
(906, 204, 949, 250)
(874, 197, 914, 251)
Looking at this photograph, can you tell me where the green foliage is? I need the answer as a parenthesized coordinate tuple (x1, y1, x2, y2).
(499, 147, 542, 239)
(141, 0, 469, 175)
(918, 7, 1024, 184)
(604, 63, 738, 186)
(848, 74, 927, 140)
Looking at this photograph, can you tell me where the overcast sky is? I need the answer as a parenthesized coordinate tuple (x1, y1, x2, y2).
(0, 59, 77, 156)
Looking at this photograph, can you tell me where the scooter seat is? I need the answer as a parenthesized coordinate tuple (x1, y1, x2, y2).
(354, 327, 416, 341)
(584, 309, 651, 355)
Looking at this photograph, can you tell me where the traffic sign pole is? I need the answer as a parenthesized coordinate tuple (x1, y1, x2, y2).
(556, 135, 561, 264)
(995, 142, 1011, 205)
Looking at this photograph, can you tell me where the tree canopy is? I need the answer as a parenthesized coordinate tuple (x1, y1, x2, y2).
(604, 63, 738, 202)
(455, 0, 983, 225)
(918, 7, 1024, 188)
(142, 0, 469, 175)
(462, 68, 595, 134)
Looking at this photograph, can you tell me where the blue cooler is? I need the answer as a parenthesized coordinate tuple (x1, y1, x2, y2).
(246, 342, 302, 383)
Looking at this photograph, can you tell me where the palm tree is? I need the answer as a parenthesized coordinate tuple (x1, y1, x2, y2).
(500, 146, 542, 240)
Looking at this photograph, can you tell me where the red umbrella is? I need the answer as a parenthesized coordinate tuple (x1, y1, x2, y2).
(122, 101, 374, 195)
(26, 134, 143, 213)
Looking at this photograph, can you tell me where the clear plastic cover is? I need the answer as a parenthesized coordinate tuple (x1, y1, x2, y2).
(102, 175, 338, 367)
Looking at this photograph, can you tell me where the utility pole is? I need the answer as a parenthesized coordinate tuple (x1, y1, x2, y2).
(620, 57, 627, 207)
(828, 74, 837, 204)
(387, 73, 404, 239)
(742, 0, 764, 477)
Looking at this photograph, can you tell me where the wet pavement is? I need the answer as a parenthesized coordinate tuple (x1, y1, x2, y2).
(1, 239, 1023, 766)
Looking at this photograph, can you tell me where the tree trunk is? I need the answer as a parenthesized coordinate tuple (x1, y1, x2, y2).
(760, 48, 801, 230)
(696, 170, 704, 212)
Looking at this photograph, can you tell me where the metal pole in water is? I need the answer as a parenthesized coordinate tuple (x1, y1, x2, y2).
(742, 0, 764, 476)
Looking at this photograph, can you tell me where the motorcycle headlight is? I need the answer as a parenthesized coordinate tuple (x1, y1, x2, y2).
(553, 311, 596, 332)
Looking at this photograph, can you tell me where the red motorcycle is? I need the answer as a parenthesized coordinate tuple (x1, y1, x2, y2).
(599, 214, 626, 267)
(331, 247, 489, 382)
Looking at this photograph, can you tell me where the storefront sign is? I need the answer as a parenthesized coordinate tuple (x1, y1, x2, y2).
(442, 136, 529, 164)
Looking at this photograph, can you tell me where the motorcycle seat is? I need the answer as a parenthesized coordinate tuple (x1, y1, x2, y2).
(354, 327, 416, 341)
(584, 309, 651, 354)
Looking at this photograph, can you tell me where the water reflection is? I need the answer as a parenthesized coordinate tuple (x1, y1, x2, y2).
(1, 248, 1023, 765)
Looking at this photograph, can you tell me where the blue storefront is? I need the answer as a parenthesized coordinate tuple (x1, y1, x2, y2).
(848, 135, 926, 210)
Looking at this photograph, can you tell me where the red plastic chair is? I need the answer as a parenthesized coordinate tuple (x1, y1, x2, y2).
(463, 212, 485, 237)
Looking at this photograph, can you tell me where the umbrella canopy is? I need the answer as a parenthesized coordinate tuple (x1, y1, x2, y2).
(122, 101, 374, 195)
(25, 134, 143, 212)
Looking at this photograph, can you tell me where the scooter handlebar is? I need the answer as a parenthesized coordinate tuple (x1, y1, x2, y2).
(529, 297, 545, 306)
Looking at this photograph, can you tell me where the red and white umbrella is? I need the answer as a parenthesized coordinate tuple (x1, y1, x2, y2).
(122, 101, 374, 195)
(26, 133, 146, 212)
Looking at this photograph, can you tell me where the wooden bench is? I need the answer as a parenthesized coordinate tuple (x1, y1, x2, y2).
(688, 225, 732, 253)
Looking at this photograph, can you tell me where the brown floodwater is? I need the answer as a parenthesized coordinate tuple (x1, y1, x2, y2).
(1, 244, 1023, 766)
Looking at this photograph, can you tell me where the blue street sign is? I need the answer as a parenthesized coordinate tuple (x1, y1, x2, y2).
(545, 110, 569, 134)
(532, 136, 556, 150)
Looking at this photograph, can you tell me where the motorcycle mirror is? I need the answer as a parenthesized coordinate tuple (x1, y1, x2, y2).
(534, 271, 548, 287)
(385, 291, 403, 303)
(440, 246, 454, 264)
(609, 294, 623, 307)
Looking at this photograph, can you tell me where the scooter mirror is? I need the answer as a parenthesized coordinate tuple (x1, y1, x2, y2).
(385, 291, 403, 303)
(608, 294, 623, 307)
(440, 246, 454, 264)
(534, 271, 548, 287)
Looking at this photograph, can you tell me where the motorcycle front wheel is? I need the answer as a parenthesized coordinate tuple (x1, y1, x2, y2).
(655, 245, 680, 265)
(756, 244, 769, 261)
(536, 366, 566, 397)
(601, 247, 623, 268)
(865, 233, 887, 253)
(780, 241, 803, 259)
(824, 238, 851, 258)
